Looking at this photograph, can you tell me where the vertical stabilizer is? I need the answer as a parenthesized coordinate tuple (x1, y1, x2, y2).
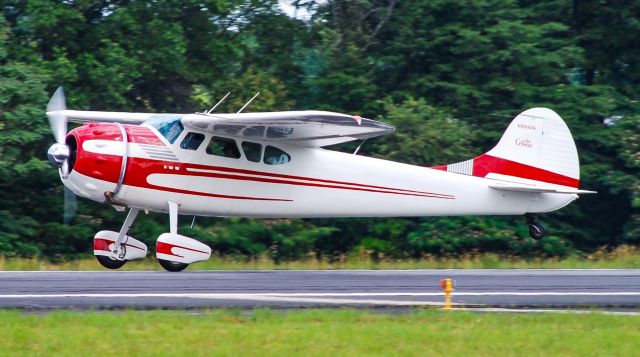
(433, 108, 580, 189)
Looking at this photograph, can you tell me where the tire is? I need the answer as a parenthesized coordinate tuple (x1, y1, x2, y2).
(158, 259, 189, 272)
(96, 255, 127, 270)
(528, 223, 546, 240)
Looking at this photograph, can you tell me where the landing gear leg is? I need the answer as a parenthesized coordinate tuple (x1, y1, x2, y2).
(524, 213, 546, 240)
(157, 201, 189, 272)
(95, 208, 140, 270)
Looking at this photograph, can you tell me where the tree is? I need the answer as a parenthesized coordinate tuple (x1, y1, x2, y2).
(366, 97, 475, 165)
(1, 0, 639, 262)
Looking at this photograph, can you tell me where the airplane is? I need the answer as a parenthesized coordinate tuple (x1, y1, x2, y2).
(45, 87, 595, 271)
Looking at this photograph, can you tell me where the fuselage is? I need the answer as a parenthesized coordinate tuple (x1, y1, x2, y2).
(61, 117, 577, 218)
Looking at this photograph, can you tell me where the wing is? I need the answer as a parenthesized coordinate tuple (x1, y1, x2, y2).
(47, 110, 395, 147)
(181, 111, 395, 147)
(47, 110, 155, 125)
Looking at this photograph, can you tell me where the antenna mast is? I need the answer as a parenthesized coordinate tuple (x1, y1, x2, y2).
(206, 92, 231, 114)
(237, 92, 261, 114)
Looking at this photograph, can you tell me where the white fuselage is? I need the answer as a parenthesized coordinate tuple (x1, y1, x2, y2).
(62, 123, 577, 218)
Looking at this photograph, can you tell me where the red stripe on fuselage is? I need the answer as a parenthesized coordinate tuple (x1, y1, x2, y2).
(71, 136, 455, 200)
(431, 155, 580, 188)
(473, 154, 579, 188)
(141, 181, 293, 201)
(75, 154, 454, 200)
(127, 157, 454, 200)
(184, 168, 453, 199)
(184, 162, 451, 197)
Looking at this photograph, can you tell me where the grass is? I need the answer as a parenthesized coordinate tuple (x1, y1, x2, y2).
(0, 309, 638, 356)
(2, 245, 640, 271)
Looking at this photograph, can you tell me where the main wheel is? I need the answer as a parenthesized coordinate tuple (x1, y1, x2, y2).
(158, 259, 189, 272)
(96, 255, 127, 269)
(528, 223, 546, 240)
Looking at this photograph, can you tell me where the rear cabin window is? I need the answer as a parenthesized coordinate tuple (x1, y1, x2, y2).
(264, 145, 290, 165)
(180, 132, 205, 150)
(206, 137, 241, 159)
(241, 141, 262, 162)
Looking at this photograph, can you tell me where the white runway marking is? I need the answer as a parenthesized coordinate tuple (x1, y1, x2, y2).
(0, 293, 449, 307)
(1, 291, 639, 298)
(3, 292, 640, 314)
(198, 295, 447, 306)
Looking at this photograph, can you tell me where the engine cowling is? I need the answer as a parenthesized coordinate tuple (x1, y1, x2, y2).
(62, 123, 128, 203)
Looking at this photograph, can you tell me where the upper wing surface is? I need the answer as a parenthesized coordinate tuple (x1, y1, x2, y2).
(46, 109, 395, 147)
(181, 111, 395, 147)
(48, 110, 154, 125)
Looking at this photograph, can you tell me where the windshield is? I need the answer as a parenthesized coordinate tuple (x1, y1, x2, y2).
(145, 115, 184, 144)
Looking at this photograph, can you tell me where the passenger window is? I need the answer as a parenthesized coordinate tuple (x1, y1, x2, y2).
(263, 146, 290, 165)
(242, 141, 262, 163)
(180, 132, 205, 150)
(206, 137, 241, 159)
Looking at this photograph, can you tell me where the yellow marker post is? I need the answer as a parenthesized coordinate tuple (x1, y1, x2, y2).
(440, 279, 454, 310)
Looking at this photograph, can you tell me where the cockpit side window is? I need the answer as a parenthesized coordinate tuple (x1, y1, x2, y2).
(146, 115, 184, 144)
(264, 145, 290, 165)
(206, 137, 241, 159)
(180, 132, 205, 151)
(241, 141, 262, 162)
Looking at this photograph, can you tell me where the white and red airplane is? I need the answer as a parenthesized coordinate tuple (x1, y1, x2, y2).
(45, 87, 594, 271)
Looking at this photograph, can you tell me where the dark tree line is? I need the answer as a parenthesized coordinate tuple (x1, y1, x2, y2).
(0, 0, 638, 261)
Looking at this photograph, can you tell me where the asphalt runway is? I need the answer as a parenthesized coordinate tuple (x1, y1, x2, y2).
(1, 269, 639, 311)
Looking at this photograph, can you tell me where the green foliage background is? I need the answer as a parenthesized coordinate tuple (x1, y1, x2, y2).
(0, 0, 638, 261)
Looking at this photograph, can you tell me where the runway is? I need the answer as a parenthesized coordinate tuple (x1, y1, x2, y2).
(1, 269, 639, 310)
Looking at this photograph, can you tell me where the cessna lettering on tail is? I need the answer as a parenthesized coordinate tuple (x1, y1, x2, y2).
(515, 138, 533, 148)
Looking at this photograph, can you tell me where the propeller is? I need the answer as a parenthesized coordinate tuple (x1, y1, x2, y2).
(47, 86, 67, 144)
(63, 186, 78, 225)
(45, 86, 76, 223)
(46, 86, 71, 178)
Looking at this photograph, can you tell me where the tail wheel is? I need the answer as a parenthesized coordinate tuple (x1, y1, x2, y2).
(158, 259, 189, 272)
(96, 255, 127, 270)
(528, 223, 546, 240)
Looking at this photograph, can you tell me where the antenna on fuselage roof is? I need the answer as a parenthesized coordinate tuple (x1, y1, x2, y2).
(237, 92, 260, 114)
(204, 92, 231, 114)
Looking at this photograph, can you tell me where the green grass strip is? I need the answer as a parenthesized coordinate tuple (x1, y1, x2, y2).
(0, 309, 638, 356)
(3, 245, 640, 271)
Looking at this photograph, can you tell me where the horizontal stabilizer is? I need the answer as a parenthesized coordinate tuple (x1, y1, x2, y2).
(489, 181, 596, 194)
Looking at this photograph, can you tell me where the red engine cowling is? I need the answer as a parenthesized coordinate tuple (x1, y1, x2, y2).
(62, 123, 132, 204)
(68, 123, 125, 183)
(62, 122, 169, 206)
